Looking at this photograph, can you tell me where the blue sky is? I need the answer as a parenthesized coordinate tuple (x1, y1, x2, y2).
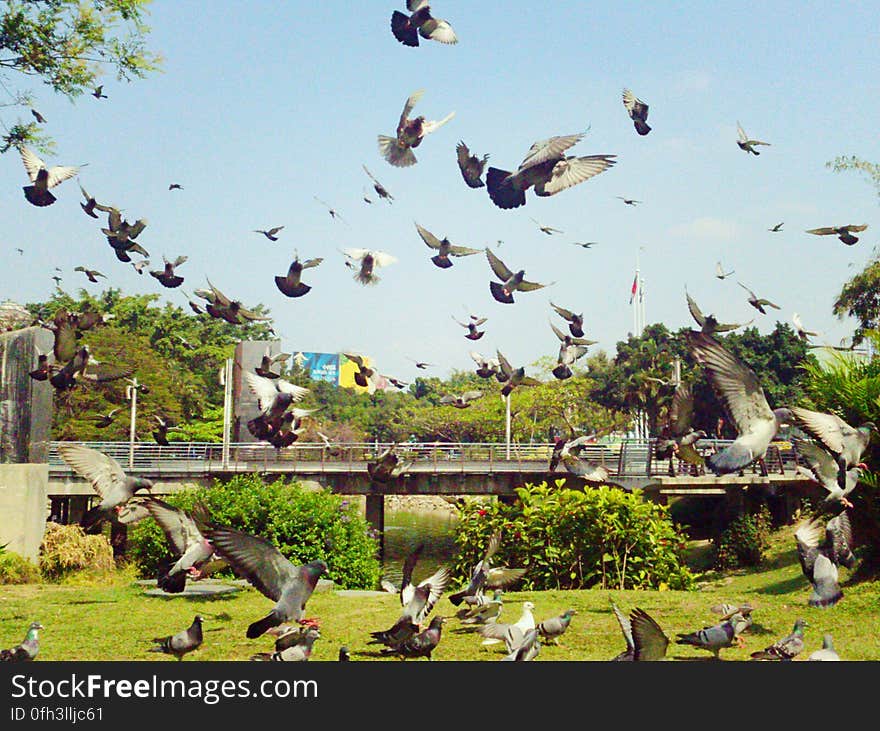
(2, 2, 879, 384)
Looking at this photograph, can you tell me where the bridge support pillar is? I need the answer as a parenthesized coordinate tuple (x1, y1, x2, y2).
(365, 494, 385, 562)
(723, 485, 746, 526)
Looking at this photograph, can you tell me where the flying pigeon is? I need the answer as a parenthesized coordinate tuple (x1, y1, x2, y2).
(790, 406, 876, 490)
(715, 261, 735, 279)
(390, 1, 458, 47)
(344, 352, 380, 389)
(74, 266, 106, 283)
(486, 131, 616, 209)
(622, 88, 651, 135)
(439, 390, 484, 408)
(750, 619, 807, 660)
(362, 165, 394, 202)
(314, 197, 345, 221)
(687, 331, 794, 475)
(530, 217, 563, 235)
(367, 444, 413, 484)
(686, 291, 752, 335)
(58, 443, 153, 530)
(795, 513, 855, 608)
(168, 183, 183, 190)
(150, 255, 187, 288)
(496, 350, 541, 396)
(77, 183, 113, 218)
(455, 589, 504, 625)
(245, 371, 311, 442)
(148, 616, 203, 661)
(275, 255, 323, 298)
(808, 634, 841, 661)
(737, 282, 781, 314)
(486, 248, 552, 304)
(416, 223, 480, 268)
(549, 302, 586, 338)
(91, 408, 120, 429)
(250, 627, 321, 662)
(806, 224, 868, 246)
(572, 241, 598, 249)
(655, 382, 706, 470)
(452, 314, 487, 340)
(793, 438, 865, 510)
(736, 121, 770, 155)
(792, 313, 818, 341)
(550, 321, 593, 379)
(470, 351, 503, 380)
(537, 609, 576, 645)
(407, 357, 435, 370)
(769, 222, 784, 232)
(92, 85, 108, 99)
(255, 347, 291, 379)
(616, 196, 641, 206)
(102, 207, 148, 256)
(448, 531, 525, 606)
(380, 543, 451, 624)
(610, 601, 669, 661)
(31, 109, 46, 123)
(456, 141, 489, 188)
(675, 612, 752, 658)
(202, 524, 328, 638)
(18, 145, 79, 207)
(342, 248, 397, 285)
(378, 89, 455, 167)
(254, 226, 284, 241)
(0, 622, 43, 662)
(153, 414, 178, 446)
(196, 279, 271, 325)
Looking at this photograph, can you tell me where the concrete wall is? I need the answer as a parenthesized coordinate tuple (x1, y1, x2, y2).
(233, 340, 283, 443)
(0, 464, 49, 561)
(0, 326, 54, 463)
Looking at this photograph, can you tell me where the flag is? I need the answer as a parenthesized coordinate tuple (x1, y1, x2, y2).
(629, 273, 638, 304)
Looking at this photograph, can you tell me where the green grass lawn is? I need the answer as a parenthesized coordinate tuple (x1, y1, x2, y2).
(1, 528, 878, 661)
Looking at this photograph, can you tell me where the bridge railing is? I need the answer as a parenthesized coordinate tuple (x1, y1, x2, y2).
(47, 439, 808, 479)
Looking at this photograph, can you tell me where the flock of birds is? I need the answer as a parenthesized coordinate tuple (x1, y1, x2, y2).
(4, 2, 876, 663)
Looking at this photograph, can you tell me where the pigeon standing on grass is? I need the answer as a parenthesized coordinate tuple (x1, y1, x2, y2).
(250, 627, 320, 662)
(675, 612, 752, 659)
(0, 622, 43, 662)
(808, 634, 841, 661)
(391, 616, 447, 660)
(58, 443, 154, 531)
(149, 616, 203, 661)
(202, 524, 328, 638)
(750, 619, 807, 660)
(537, 609, 576, 645)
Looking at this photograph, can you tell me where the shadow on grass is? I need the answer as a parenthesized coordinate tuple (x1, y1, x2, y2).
(750, 575, 806, 596)
(64, 599, 118, 606)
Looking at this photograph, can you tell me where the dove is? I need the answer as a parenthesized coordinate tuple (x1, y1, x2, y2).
(168, 183, 183, 190)
(455, 589, 504, 625)
(314, 197, 344, 221)
(737, 281, 781, 314)
(254, 226, 284, 241)
(736, 121, 770, 155)
(77, 182, 114, 218)
(255, 347, 290, 379)
(202, 524, 328, 638)
(407, 357, 435, 370)
(378, 89, 455, 167)
(380, 543, 450, 623)
(790, 406, 876, 490)
(750, 619, 807, 660)
(58, 443, 153, 531)
(0, 622, 43, 662)
(808, 634, 841, 661)
(537, 609, 576, 645)
(610, 600, 669, 661)
(456, 141, 489, 188)
(769, 222, 784, 232)
(806, 224, 868, 246)
(250, 627, 320, 662)
(687, 331, 794, 475)
(793, 438, 866, 510)
(531, 217, 563, 235)
(479, 601, 535, 651)
(616, 196, 641, 205)
(686, 291, 752, 335)
(439, 390, 484, 408)
(148, 616, 203, 661)
(390, 1, 457, 47)
(453, 314, 487, 340)
(501, 628, 541, 661)
(74, 266, 106, 284)
(342, 248, 397, 285)
(655, 382, 706, 470)
(448, 531, 525, 606)
(486, 248, 552, 304)
(92, 85, 108, 99)
(150, 255, 187, 288)
(367, 444, 413, 484)
(470, 351, 503, 380)
(389, 616, 447, 660)
(196, 279, 271, 325)
(362, 165, 393, 202)
(486, 131, 616, 209)
(153, 414, 178, 446)
(18, 145, 79, 207)
(416, 223, 480, 268)
(715, 261, 735, 279)
(91, 408, 120, 428)
(675, 612, 752, 658)
(795, 514, 854, 608)
(31, 108, 46, 123)
(792, 312, 818, 341)
(550, 302, 586, 338)
(550, 321, 593, 379)
(344, 352, 380, 389)
(496, 350, 541, 396)
(622, 88, 651, 135)
(275, 255, 323, 298)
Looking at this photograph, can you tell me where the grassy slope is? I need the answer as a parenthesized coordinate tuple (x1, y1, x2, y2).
(1, 528, 877, 661)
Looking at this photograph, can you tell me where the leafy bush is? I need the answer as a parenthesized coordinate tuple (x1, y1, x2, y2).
(39, 522, 115, 580)
(713, 506, 773, 570)
(451, 481, 695, 591)
(0, 549, 41, 584)
(127, 474, 380, 589)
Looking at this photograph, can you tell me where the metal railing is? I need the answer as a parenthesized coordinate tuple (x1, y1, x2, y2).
(47, 439, 807, 480)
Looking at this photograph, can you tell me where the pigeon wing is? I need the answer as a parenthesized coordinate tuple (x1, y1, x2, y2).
(631, 608, 669, 661)
(19, 146, 45, 182)
(45, 165, 79, 189)
(516, 133, 585, 173)
(398, 89, 425, 132)
(535, 155, 616, 197)
(415, 223, 443, 250)
(685, 292, 706, 327)
(57, 444, 127, 501)
(790, 407, 852, 455)
(485, 248, 514, 282)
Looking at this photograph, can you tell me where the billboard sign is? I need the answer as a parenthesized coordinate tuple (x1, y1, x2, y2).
(293, 351, 340, 384)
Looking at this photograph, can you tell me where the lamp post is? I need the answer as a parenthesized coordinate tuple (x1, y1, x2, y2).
(505, 392, 511, 460)
(124, 377, 143, 470)
(220, 357, 233, 469)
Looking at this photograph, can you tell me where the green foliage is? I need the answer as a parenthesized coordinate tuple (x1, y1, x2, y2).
(713, 506, 773, 570)
(452, 481, 695, 591)
(39, 522, 115, 580)
(826, 155, 880, 200)
(0, 0, 162, 152)
(126, 474, 381, 590)
(0, 550, 41, 584)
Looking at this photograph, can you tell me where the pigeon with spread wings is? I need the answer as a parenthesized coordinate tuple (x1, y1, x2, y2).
(737, 282, 781, 315)
(362, 165, 393, 203)
(736, 122, 770, 155)
(486, 248, 552, 304)
(275, 255, 322, 298)
(390, 1, 458, 47)
(150, 255, 187, 288)
(456, 141, 489, 188)
(686, 291, 752, 335)
(496, 350, 541, 396)
(342, 248, 397, 285)
(806, 224, 868, 246)
(486, 131, 616, 209)
(415, 223, 480, 268)
(378, 90, 455, 167)
(18, 146, 80, 207)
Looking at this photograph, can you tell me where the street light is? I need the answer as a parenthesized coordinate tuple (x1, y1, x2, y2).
(219, 357, 233, 469)
(124, 376, 148, 469)
(504, 392, 511, 460)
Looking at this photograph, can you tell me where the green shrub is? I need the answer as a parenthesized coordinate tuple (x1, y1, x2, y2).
(0, 549, 41, 584)
(451, 481, 695, 591)
(126, 474, 380, 590)
(713, 506, 773, 570)
(39, 522, 115, 580)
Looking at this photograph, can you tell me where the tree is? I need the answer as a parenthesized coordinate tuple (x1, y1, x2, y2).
(826, 155, 880, 200)
(1, 0, 161, 152)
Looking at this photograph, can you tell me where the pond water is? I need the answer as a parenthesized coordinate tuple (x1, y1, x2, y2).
(380, 509, 460, 586)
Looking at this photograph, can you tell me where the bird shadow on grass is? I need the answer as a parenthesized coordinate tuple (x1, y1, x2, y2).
(148, 593, 241, 604)
(750, 576, 806, 596)
(741, 621, 775, 636)
(353, 649, 398, 660)
(64, 598, 118, 606)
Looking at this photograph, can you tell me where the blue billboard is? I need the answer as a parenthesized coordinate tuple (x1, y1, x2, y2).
(293, 351, 340, 384)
